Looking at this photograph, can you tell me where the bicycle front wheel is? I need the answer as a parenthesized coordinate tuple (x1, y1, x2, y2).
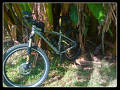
(3, 44, 49, 87)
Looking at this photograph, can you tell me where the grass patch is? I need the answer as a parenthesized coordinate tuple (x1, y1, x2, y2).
(42, 56, 117, 87)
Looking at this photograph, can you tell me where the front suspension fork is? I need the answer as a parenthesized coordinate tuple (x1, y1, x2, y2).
(26, 38, 32, 63)
(26, 38, 32, 70)
(26, 30, 35, 66)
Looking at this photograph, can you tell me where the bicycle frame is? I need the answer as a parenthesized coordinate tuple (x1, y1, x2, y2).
(31, 25, 77, 55)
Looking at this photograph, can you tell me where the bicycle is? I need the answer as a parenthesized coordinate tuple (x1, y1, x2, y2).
(3, 11, 81, 87)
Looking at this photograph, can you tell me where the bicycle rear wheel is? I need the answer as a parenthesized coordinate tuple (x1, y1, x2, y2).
(3, 44, 49, 87)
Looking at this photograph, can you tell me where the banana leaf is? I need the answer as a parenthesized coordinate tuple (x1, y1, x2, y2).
(69, 4, 78, 24)
(13, 3, 22, 19)
(19, 3, 32, 13)
(19, 3, 32, 28)
(62, 3, 70, 15)
(108, 29, 113, 37)
(46, 3, 53, 25)
(5, 3, 17, 24)
(27, 3, 32, 12)
(82, 28, 88, 36)
(4, 6, 13, 25)
(88, 3, 106, 24)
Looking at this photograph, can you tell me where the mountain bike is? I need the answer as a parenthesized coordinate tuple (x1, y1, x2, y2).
(3, 11, 81, 87)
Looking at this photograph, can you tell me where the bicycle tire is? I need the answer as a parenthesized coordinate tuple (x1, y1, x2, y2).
(3, 43, 49, 87)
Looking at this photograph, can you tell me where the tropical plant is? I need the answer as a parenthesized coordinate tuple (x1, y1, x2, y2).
(3, 2, 117, 58)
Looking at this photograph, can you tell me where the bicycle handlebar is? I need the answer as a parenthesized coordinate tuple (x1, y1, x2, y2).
(22, 11, 32, 16)
(22, 11, 45, 32)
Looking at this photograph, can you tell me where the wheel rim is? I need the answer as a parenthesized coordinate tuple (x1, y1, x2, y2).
(3, 47, 46, 87)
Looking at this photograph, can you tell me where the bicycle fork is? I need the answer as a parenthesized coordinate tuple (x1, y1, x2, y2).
(26, 26, 35, 68)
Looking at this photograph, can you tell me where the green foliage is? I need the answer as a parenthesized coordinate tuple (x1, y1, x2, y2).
(82, 15, 90, 36)
(69, 4, 78, 24)
(83, 28, 88, 36)
(108, 29, 113, 37)
(46, 3, 53, 25)
(19, 3, 32, 27)
(19, 3, 32, 13)
(5, 4, 17, 24)
(88, 3, 105, 24)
